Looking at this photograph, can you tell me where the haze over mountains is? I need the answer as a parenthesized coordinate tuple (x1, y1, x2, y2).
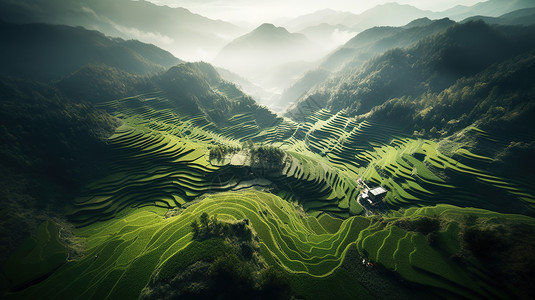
(0, 0, 245, 61)
(214, 23, 325, 97)
(2, 0, 535, 299)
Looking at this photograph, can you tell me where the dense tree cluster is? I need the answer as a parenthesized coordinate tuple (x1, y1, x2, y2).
(0, 77, 119, 189)
(56, 64, 150, 103)
(191, 213, 253, 242)
(250, 146, 286, 169)
(365, 50, 535, 138)
(209, 144, 241, 160)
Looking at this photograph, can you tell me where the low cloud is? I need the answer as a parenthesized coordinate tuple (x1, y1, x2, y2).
(332, 28, 357, 45)
(112, 24, 174, 45)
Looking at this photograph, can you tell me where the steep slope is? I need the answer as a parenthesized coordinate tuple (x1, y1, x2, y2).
(277, 69, 330, 111)
(0, 21, 181, 81)
(55, 64, 149, 102)
(153, 62, 280, 130)
(0, 76, 119, 264)
(364, 50, 535, 176)
(320, 18, 456, 72)
(0, 0, 244, 61)
(276, 18, 455, 110)
(289, 22, 535, 117)
(57, 61, 281, 134)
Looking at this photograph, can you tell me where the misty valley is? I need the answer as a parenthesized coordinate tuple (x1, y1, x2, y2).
(1, 0, 535, 299)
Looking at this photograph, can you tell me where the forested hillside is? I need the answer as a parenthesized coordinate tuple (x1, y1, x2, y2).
(2, 6, 535, 300)
(289, 22, 535, 118)
(0, 77, 119, 263)
(0, 21, 181, 81)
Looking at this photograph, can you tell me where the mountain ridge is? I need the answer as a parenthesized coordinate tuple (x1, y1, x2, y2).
(0, 0, 245, 61)
(0, 21, 181, 81)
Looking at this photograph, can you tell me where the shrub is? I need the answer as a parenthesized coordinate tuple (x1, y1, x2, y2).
(250, 146, 286, 169)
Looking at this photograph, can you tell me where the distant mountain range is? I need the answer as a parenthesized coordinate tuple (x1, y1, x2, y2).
(0, 0, 245, 61)
(275, 17, 456, 110)
(0, 21, 181, 81)
(463, 7, 535, 26)
(442, 0, 535, 20)
(281, 0, 535, 63)
(2, 0, 534, 106)
(284, 0, 535, 33)
(213, 23, 324, 97)
(277, 5, 535, 111)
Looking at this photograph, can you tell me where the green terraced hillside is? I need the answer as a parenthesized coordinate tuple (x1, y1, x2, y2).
(5, 190, 535, 299)
(3, 89, 535, 299)
(3, 9, 535, 300)
(82, 94, 535, 221)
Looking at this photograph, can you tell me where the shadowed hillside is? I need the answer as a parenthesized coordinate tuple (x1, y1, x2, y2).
(0, 21, 181, 81)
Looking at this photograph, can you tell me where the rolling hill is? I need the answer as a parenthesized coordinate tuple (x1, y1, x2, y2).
(2, 7, 535, 300)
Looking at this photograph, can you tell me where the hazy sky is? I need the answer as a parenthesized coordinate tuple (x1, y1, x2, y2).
(146, 0, 484, 23)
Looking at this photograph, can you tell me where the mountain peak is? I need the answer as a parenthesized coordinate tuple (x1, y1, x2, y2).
(403, 17, 433, 28)
(257, 23, 276, 29)
(253, 23, 290, 35)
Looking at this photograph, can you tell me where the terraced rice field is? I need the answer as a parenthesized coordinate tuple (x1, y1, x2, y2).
(6, 91, 534, 299)
(277, 109, 535, 214)
(7, 191, 531, 299)
(83, 94, 535, 221)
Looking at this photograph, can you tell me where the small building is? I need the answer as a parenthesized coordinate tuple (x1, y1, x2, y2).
(357, 178, 388, 206)
(368, 186, 387, 202)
